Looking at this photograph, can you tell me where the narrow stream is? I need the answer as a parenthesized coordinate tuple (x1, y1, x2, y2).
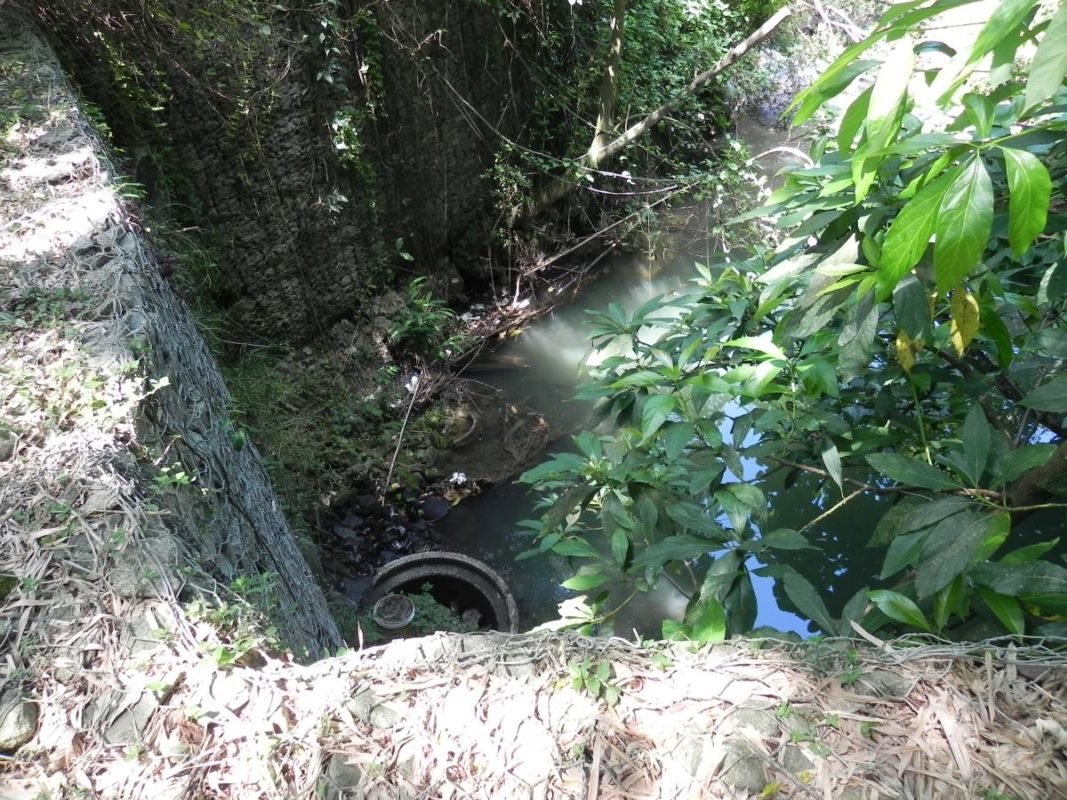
(437, 120, 871, 636)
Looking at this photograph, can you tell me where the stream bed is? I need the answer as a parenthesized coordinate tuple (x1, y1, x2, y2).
(434, 120, 867, 636)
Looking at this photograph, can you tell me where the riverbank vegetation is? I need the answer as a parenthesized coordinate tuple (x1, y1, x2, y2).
(522, 0, 1067, 642)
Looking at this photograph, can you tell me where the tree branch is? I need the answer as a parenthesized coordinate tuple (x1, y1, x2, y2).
(522, 4, 793, 220)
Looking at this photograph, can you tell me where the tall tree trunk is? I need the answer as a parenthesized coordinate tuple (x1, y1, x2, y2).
(588, 0, 628, 169)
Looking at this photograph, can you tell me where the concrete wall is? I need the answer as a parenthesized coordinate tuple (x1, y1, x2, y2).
(25, 0, 540, 339)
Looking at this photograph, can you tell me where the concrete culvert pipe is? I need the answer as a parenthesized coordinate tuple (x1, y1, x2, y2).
(361, 551, 520, 633)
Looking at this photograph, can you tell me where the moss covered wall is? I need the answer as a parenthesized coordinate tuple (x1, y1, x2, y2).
(23, 0, 542, 339)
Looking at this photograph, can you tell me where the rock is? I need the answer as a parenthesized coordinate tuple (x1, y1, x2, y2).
(322, 755, 365, 800)
(0, 428, 15, 461)
(0, 694, 39, 752)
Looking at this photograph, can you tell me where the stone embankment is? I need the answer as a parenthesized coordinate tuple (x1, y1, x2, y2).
(2, 15, 1066, 800)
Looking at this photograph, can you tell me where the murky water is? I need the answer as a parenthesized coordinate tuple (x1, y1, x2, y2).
(437, 122, 849, 636)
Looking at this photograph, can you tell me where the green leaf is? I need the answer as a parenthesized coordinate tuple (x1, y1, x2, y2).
(631, 535, 715, 572)
(610, 528, 629, 566)
(966, 0, 1039, 69)
(688, 596, 727, 643)
(972, 560, 1067, 597)
(662, 422, 695, 460)
(1001, 147, 1052, 257)
(561, 573, 610, 591)
(880, 530, 928, 579)
(893, 274, 933, 341)
(867, 589, 932, 632)
(979, 590, 1025, 635)
(1038, 262, 1067, 306)
(552, 537, 602, 560)
(866, 453, 961, 490)
(1020, 376, 1067, 412)
(974, 512, 1011, 563)
(993, 444, 1056, 484)
(725, 568, 758, 634)
(915, 511, 998, 598)
(726, 336, 787, 361)
(1025, 1, 1067, 111)
(782, 572, 837, 634)
(1002, 538, 1060, 565)
(960, 405, 991, 486)
(761, 529, 816, 551)
(934, 155, 994, 293)
(641, 394, 676, 440)
(837, 86, 872, 153)
(881, 172, 952, 290)
(864, 36, 915, 155)
(820, 439, 844, 495)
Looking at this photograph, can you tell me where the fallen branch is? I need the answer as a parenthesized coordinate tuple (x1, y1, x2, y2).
(522, 5, 794, 220)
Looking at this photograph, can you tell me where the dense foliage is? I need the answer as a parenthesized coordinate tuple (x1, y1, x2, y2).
(522, 0, 1067, 641)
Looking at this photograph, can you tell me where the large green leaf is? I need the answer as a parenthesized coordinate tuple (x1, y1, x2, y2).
(782, 572, 837, 634)
(726, 568, 758, 634)
(641, 394, 676, 440)
(820, 439, 844, 495)
(893, 274, 933, 340)
(868, 589, 932, 632)
(760, 529, 816, 551)
(1025, 1, 1067, 110)
(1001, 147, 1052, 257)
(972, 560, 1067, 597)
(966, 0, 1039, 68)
(881, 168, 953, 290)
(697, 550, 742, 604)
(1020, 376, 1067, 412)
(915, 511, 1000, 598)
(979, 589, 1025, 635)
(993, 444, 1056, 485)
(865, 37, 915, 155)
(837, 86, 872, 153)
(960, 404, 991, 487)
(552, 537, 602, 560)
(630, 535, 716, 572)
(867, 453, 961, 490)
(934, 155, 993, 293)
(688, 596, 727, 643)
(880, 530, 928, 579)
(561, 572, 610, 591)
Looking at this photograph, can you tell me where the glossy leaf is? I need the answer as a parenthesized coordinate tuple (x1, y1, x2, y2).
(761, 529, 816, 551)
(867, 453, 961, 490)
(630, 535, 714, 571)
(641, 394, 675, 440)
(688, 596, 727, 643)
(993, 444, 1056, 485)
(893, 275, 933, 341)
(1024, 1, 1067, 110)
(561, 572, 610, 591)
(915, 511, 1000, 598)
(960, 405, 991, 486)
(979, 589, 1025, 635)
(1002, 538, 1060, 566)
(935, 156, 993, 293)
(783, 572, 837, 634)
(880, 172, 952, 289)
(867, 589, 932, 632)
(1020, 376, 1067, 412)
(972, 560, 1067, 597)
(1001, 147, 1051, 257)
(820, 438, 844, 495)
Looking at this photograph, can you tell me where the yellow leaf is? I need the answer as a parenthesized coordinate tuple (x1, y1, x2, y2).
(950, 289, 980, 356)
(895, 330, 923, 373)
